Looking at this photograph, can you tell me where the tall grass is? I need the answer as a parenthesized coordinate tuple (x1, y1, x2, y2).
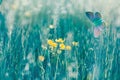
(0, 0, 120, 80)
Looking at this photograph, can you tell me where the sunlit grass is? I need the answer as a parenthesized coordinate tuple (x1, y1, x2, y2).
(0, 0, 120, 80)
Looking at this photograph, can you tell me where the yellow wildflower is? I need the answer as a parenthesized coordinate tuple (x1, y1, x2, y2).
(65, 46, 71, 50)
(72, 41, 79, 46)
(55, 38, 64, 43)
(59, 43, 65, 50)
(49, 25, 55, 29)
(47, 40, 53, 45)
(24, 11, 31, 17)
(52, 42, 57, 47)
(11, 4, 18, 10)
(38, 56, 45, 62)
(47, 40, 57, 48)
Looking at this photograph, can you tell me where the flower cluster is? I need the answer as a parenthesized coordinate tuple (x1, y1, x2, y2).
(47, 38, 71, 51)
(39, 37, 79, 62)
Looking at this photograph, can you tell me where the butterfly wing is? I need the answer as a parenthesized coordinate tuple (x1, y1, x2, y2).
(94, 12, 104, 26)
(95, 12, 102, 19)
(85, 12, 94, 22)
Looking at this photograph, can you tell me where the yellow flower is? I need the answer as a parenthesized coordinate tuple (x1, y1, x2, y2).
(24, 11, 31, 17)
(59, 43, 65, 50)
(49, 25, 55, 29)
(65, 46, 71, 50)
(47, 40, 57, 48)
(11, 4, 18, 10)
(52, 42, 57, 47)
(72, 41, 79, 46)
(38, 56, 45, 62)
(55, 38, 64, 43)
(47, 40, 53, 45)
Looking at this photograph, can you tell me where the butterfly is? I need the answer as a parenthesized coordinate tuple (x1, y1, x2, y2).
(85, 12, 105, 38)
